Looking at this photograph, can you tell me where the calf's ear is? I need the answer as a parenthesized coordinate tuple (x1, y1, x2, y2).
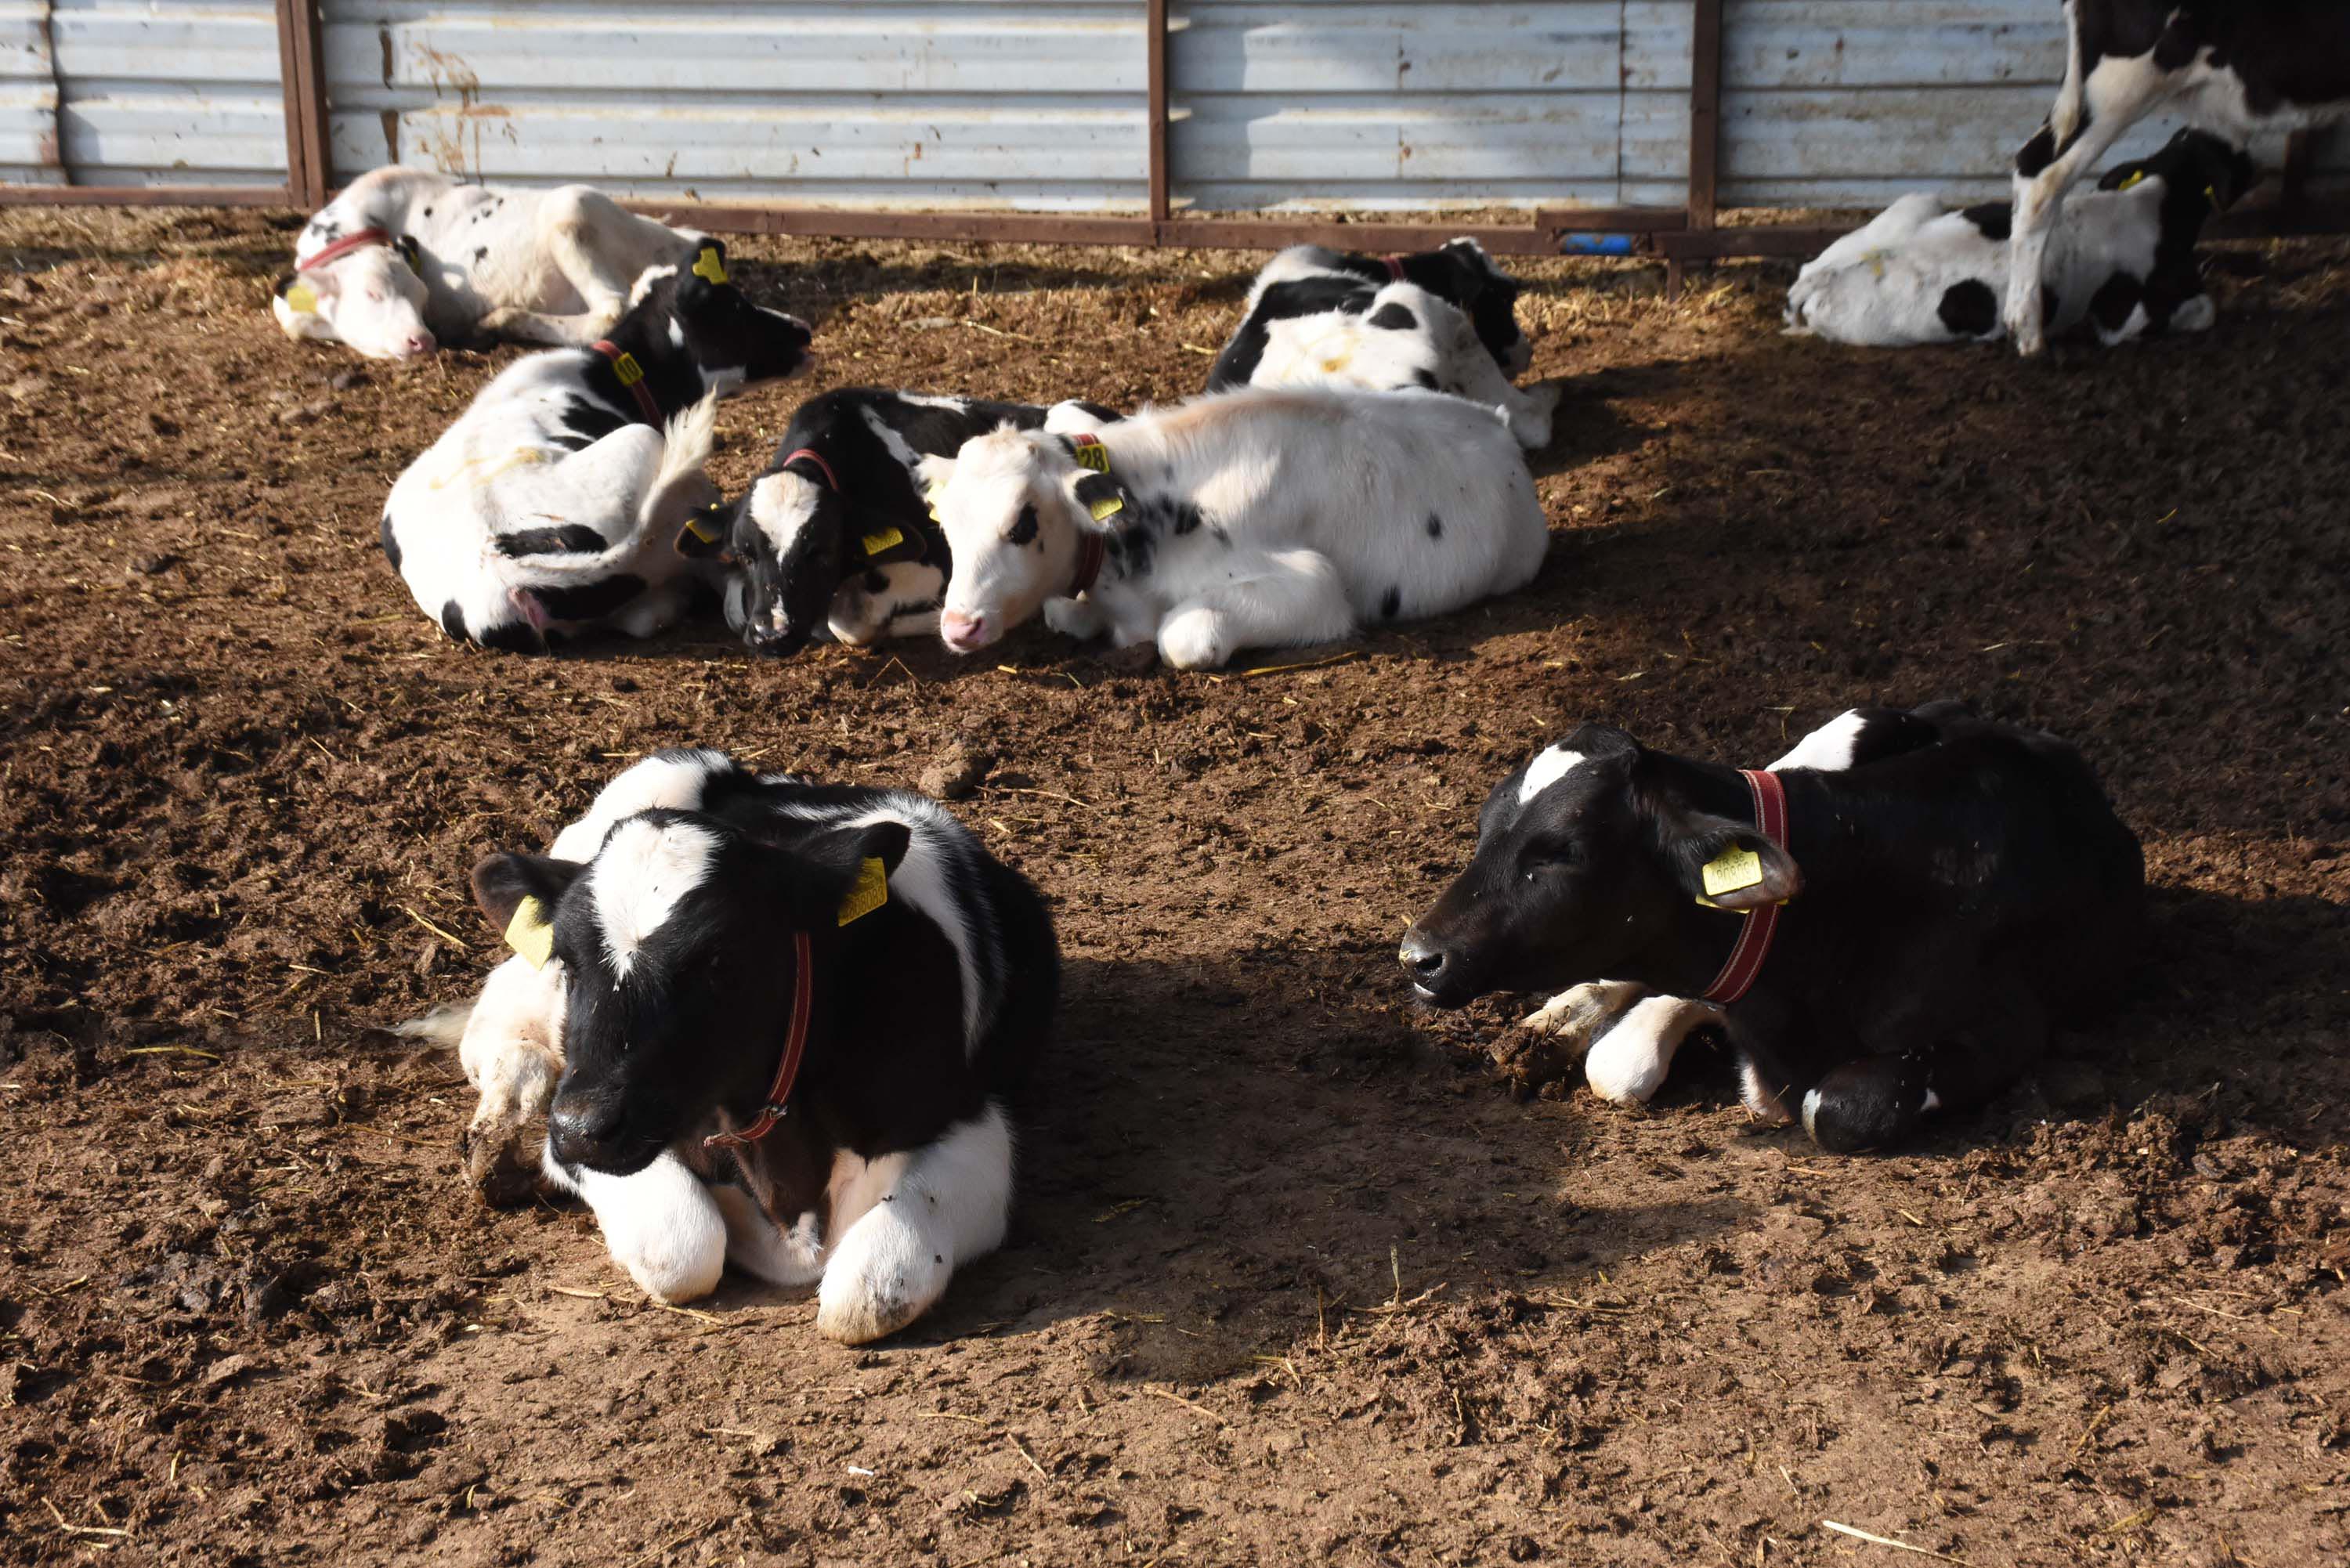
(674, 503, 735, 561)
(1072, 471, 1129, 523)
(774, 820, 916, 927)
(470, 853, 586, 935)
(1658, 811, 1803, 912)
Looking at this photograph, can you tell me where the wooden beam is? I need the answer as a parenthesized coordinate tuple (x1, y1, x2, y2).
(281, 0, 331, 208)
(0, 184, 295, 208)
(1147, 0, 1170, 223)
(1689, 0, 1724, 231)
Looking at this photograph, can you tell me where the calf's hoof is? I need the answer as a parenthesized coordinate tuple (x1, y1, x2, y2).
(462, 1125, 548, 1210)
(815, 1219, 953, 1344)
(1155, 609, 1231, 670)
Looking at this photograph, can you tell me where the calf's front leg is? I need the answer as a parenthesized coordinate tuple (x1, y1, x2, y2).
(1155, 546, 1355, 670)
(815, 1102, 1016, 1343)
(544, 1147, 728, 1302)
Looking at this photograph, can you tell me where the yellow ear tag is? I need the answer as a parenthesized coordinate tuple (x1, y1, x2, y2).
(861, 526, 905, 556)
(1698, 845, 1764, 905)
(692, 246, 729, 286)
(2204, 184, 2218, 205)
(837, 857, 889, 927)
(284, 282, 318, 314)
(609, 350, 645, 387)
(682, 507, 725, 544)
(1072, 440, 1112, 474)
(504, 896, 555, 968)
(2117, 170, 2147, 192)
(1087, 492, 1124, 522)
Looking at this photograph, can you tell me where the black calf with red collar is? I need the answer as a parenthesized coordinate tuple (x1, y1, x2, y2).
(1401, 704, 2144, 1152)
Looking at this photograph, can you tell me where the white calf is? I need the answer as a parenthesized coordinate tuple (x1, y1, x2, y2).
(927, 386, 1550, 670)
(273, 166, 696, 360)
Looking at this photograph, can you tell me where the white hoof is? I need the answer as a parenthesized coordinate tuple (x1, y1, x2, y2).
(815, 1205, 953, 1343)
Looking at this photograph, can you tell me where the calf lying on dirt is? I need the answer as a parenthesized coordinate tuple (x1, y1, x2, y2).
(1399, 703, 2144, 1151)
(1207, 241, 1556, 448)
(926, 385, 1549, 670)
(407, 749, 1058, 1342)
(1788, 130, 2254, 347)
(273, 166, 698, 360)
(685, 388, 1118, 656)
(381, 241, 811, 652)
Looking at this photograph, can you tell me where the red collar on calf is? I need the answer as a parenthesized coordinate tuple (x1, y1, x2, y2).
(704, 930, 815, 1150)
(783, 446, 841, 493)
(1380, 254, 1407, 282)
(1701, 769, 1789, 1006)
(1069, 530, 1107, 597)
(1067, 432, 1110, 595)
(590, 338, 664, 426)
(298, 227, 394, 272)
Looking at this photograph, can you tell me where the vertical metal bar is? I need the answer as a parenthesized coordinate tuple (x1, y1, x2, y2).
(1688, 0, 1723, 231)
(1147, 0, 1170, 229)
(273, 0, 310, 203)
(282, 0, 332, 208)
(35, 1, 65, 184)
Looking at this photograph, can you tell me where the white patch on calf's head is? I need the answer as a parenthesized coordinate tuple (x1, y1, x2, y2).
(1517, 746, 1589, 806)
(551, 750, 734, 862)
(628, 262, 679, 308)
(1767, 709, 1870, 773)
(667, 318, 685, 349)
(589, 817, 720, 978)
(749, 471, 823, 563)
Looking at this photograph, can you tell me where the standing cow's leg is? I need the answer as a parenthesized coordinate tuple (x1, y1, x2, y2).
(814, 1101, 1016, 1344)
(544, 1147, 728, 1302)
(2007, 49, 2172, 353)
(1154, 546, 1356, 670)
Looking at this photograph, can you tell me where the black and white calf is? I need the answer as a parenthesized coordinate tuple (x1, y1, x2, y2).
(685, 388, 1118, 656)
(1399, 704, 2145, 1152)
(1206, 241, 1555, 449)
(380, 241, 812, 652)
(415, 749, 1058, 1343)
(2006, 2, 2350, 353)
(926, 385, 1550, 670)
(1789, 130, 2255, 346)
(273, 166, 699, 361)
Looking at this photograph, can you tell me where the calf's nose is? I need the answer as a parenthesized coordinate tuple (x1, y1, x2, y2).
(399, 330, 437, 359)
(939, 610, 986, 649)
(547, 1097, 624, 1165)
(1397, 929, 1452, 992)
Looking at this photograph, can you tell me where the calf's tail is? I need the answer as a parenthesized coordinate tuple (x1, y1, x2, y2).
(636, 391, 721, 537)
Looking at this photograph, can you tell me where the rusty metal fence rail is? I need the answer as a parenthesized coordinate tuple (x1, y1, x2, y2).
(1, 2, 2341, 266)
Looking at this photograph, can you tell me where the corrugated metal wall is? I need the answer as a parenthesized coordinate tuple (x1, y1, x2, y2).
(2, 1, 289, 188)
(5, 2, 2338, 210)
(319, 1, 1151, 211)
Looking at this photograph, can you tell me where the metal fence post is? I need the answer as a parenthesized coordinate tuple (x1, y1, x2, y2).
(1148, 0, 1170, 234)
(276, 0, 331, 208)
(1672, 0, 1724, 298)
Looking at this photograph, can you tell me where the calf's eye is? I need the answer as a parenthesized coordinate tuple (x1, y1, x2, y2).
(1007, 504, 1039, 547)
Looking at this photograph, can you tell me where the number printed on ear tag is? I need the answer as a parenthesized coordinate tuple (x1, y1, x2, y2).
(1087, 493, 1124, 522)
(837, 857, 889, 926)
(1701, 846, 1764, 899)
(505, 896, 555, 968)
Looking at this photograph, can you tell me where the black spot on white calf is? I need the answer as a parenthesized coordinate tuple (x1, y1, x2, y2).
(497, 524, 608, 558)
(473, 246, 488, 263)
(1937, 280, 1998, 338)
(439, 600, 468, 642)
(1366, 301, 1417, 331)
(1426, 514, 1443, 539)
(1960, 203, 2012, 241)
(1008, 504, 1039, 547)
(1380, 585, 1401, 620)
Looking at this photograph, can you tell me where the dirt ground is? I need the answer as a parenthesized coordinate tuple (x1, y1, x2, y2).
(2, 204, 2347, 1568)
